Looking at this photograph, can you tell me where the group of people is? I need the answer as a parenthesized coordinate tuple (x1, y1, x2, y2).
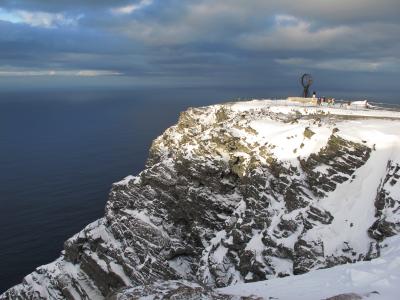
(310, 91, 372, 109)
(312, 91, 335, 106)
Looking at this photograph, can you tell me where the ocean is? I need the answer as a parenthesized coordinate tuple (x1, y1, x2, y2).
(0, 87, 399, 293)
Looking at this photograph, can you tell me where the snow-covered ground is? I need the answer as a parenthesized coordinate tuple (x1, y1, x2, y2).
(232, 101, 400, 259)
(220, 235, 400, 300)
(217, 99, 400, 299)
(232, 99, 400, 119)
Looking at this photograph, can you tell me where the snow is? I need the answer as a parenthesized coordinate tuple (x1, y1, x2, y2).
(249, 119, 332, 161)
(245, 232, 264, 253)
(61, 261, 104, 299)
(113, 175, 136, 186)
(122, 209, 158, 229)
(350, 100, 369, 107)
(231, 99, 400, 119)
(213, 245, 228, 264)
(308, 119, 400, 256)
(198, 230, 229, 285)
(168, 256, 193, 278)
(89, 252, 108, 272)
(15, 258, 105, 300)
(212, 99, 400, 167)
(220, 235, 400, 300)
(85, 219, 116, 245)
(109, 262, 131, 285)
(227, 101, 400, 258)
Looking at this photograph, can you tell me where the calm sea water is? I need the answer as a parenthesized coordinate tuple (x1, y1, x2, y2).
(0, 87, 399, 293)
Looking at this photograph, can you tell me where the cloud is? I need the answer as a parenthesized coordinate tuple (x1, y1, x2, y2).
(276, 57, 400, 72)
(75, 70, 122, 76)
(0, 0, 131, 12)
(0, 68, 122, 76)
(237, 14, 354, 51)
(108, 1, 399, 54)
(2, 0, 397, 22)
(0, 0, 399, 93)
(111, 0, 152, 15)
(0, 7, 82, 28)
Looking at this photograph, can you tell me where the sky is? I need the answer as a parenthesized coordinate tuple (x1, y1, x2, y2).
(0, 0, 399, 97)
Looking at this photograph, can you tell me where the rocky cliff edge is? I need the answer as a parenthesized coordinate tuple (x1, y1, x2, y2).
(2, 100, 400, 299)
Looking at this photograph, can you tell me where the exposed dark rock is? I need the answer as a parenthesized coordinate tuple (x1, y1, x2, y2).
(368, 161, 400, 241)
(293, 239, 324, 274)
(307, 206, 334, 224)
(324, 291, 380, 300)
(324, 292, 363, 300)
(303, 127, 315, 139)
(300, 134, 371, 197)
(108, 280, 234, 300)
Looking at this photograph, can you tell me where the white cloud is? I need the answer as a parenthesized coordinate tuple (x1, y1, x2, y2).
(0, 8, 82, 28)
(111, 0, 153, 15)
(274, 14, 299, 26)
(0, 68, 122, 77)
(238, 14, 353, 51)
(75, 70, 122, 77)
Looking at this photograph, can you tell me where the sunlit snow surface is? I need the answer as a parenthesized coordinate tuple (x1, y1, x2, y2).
(227, 100, 400, 265)
(218, 100, 400, 299)
(220, 235, 400, 300)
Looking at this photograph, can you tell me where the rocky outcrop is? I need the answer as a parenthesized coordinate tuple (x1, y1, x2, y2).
(368, 161, 400, 240)
(300, 134, 371, 197)
(109, 280, 233, 300)
(2, 100, 399, 299)
(324, 291, 380, 300)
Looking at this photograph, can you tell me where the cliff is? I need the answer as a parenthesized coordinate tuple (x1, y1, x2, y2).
(2, 100, 400, 299)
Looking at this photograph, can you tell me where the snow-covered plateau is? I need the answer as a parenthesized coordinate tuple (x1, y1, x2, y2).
(2, 99, 400, 300)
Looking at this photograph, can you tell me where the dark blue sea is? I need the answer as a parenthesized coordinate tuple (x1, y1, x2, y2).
(0, 87, 399, 293)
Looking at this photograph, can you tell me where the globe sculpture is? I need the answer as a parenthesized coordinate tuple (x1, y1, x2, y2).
(300, 73, 313, 98)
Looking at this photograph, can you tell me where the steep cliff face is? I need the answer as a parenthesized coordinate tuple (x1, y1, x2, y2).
(2, 100, 400, 299)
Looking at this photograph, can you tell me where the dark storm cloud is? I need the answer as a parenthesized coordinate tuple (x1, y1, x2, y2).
(0, 0, 399, 94)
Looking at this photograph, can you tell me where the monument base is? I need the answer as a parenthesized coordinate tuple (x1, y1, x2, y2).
(287, 97, 318, 105)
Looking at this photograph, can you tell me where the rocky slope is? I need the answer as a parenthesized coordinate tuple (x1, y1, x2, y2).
(220, 235, 400, 299)
(2, 100, 400, 299)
